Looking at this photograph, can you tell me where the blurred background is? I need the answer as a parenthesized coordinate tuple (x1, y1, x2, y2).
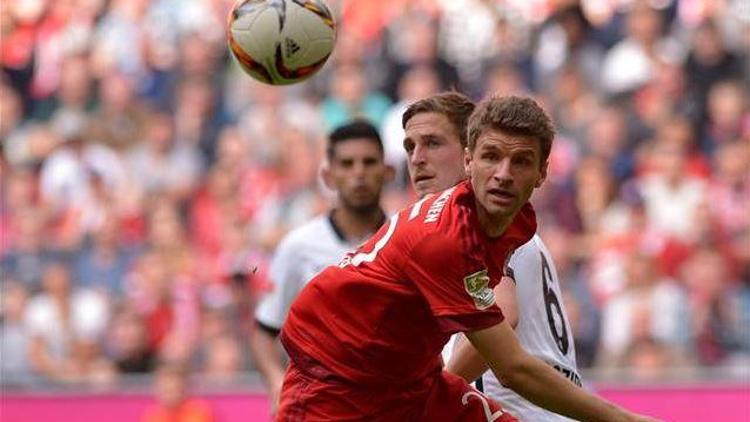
(1, 0, 748, 420)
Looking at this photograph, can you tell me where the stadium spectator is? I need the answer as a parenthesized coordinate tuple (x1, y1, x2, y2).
(380, 65, 440, 188)
(90, 0, 149, 78)
(622, 337, 676, 381)
(39, 112, 127, 247)
(601, 3, 674, 95)
(74, 209, 136, 294)
(87, 71, 149, 153)
(582, 104, 633, 181)
(684, 20, 744, 119)
(200, 333, 244, 384)
(172, 76, 222, 162)
(700, 79, 749, 153)
(126, 110, 202, 203)
(107, 305, 156, 374)
(26, 261, 113, 384)
(1, 281, 33, 384)
(33, 52, 93, 120)
(546, 64, 599, 145)
(0, 84, 25, 140)
(1, 0, 44, 104)
(1, 209, 58, 292)
(382, 13, 460, 100)
(533, 4, 604, 94)
(484, 62, 528, 98)
(598, 251, 690, 367)
(638, 133, 708, 242)
(728, 277, 750, 356)
(679, 247, 739, 365)
(142, 362, 215, 422)
(708, 140, 750, 267)
(321, 63, 392, 131)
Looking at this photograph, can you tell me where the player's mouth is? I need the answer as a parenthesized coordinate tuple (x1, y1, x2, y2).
(413, 174, 434, 184)
(353, 185, 371, 195)
(487, 188, 515, 204)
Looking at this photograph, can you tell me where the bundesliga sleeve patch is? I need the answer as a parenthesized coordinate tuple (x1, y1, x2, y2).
(463, 269, 495, 310)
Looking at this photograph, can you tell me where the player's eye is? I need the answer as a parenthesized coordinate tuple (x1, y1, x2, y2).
(481, 152, 498, 161)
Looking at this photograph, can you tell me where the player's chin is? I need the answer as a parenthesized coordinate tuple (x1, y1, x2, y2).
(484, 197, 519, 217)
(413, 178, 435, 195)
(347, 198, 379, 213)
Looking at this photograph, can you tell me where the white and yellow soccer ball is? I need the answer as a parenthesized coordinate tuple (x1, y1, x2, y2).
(227, 0, 336, 85)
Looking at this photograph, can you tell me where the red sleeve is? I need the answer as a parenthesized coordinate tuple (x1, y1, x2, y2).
(403, 233, 504, 333)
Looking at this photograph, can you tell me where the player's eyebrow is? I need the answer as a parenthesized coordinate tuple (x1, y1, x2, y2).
(338, 157, 354, 165)
(512, 148, 536, 156)
(481, 144, 536, 155)
(422, 133, 442, 141)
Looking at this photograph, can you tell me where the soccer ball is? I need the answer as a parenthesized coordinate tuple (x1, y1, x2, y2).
(227, 0, 336, 85)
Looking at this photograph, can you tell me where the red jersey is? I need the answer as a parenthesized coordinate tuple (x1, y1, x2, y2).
(279, 180, 536, 414)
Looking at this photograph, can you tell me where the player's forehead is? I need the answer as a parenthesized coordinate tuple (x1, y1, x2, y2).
(331, 137, 383, 160)
(404, 112, 459, 142)
(475, 128, 540, 156)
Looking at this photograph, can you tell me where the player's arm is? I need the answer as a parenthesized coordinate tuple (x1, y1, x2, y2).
(493, 275, 519, 328)
(466, 321, 659, 422)
(249, 240, 299, 415)
(249, 321, 286, 403)
(447, 276, 518, 382)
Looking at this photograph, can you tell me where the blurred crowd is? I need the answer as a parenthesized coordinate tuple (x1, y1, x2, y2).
(1, 0, 748, 390)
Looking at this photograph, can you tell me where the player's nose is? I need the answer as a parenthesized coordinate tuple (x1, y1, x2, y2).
(353, 163, 373, 183)
(410, 144, 427, 166)
(492, 158, 512, 183)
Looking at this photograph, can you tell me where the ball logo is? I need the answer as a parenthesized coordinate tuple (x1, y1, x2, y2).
(285, 37, 301, 57)
(463, 269, 495, 310)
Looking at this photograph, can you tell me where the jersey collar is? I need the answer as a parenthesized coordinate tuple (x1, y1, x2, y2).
(327, 210, 387, 244)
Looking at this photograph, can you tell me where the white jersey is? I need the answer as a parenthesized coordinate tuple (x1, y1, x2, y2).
(255, 214, 364, 331)
(443, 234, 580, 422)
(485, 234, 580, 421)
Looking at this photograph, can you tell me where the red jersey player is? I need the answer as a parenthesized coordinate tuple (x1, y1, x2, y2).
(278, 96, 658, 422)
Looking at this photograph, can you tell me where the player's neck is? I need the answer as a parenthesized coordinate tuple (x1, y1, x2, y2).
(331, 207, 386, 243)
(474, 200, 513, 238)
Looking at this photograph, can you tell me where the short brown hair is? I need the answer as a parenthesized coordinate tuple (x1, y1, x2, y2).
(402, 91, 476, 148)
(467, 96, 555, 166)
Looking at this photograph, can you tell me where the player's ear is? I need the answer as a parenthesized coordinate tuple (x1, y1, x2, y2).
(321, 161, 334, 190)
(463, 147, 472, 177)
(383, 163, 396, 184)
(535, 160, 548, 188)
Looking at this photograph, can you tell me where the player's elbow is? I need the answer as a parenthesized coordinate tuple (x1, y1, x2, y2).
(505, 312, 519, 329)
(492, 354, 536, 391)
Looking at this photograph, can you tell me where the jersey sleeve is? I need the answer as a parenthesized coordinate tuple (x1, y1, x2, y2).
(254, 236, 303, 332)
(402, 233, 504, 334)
